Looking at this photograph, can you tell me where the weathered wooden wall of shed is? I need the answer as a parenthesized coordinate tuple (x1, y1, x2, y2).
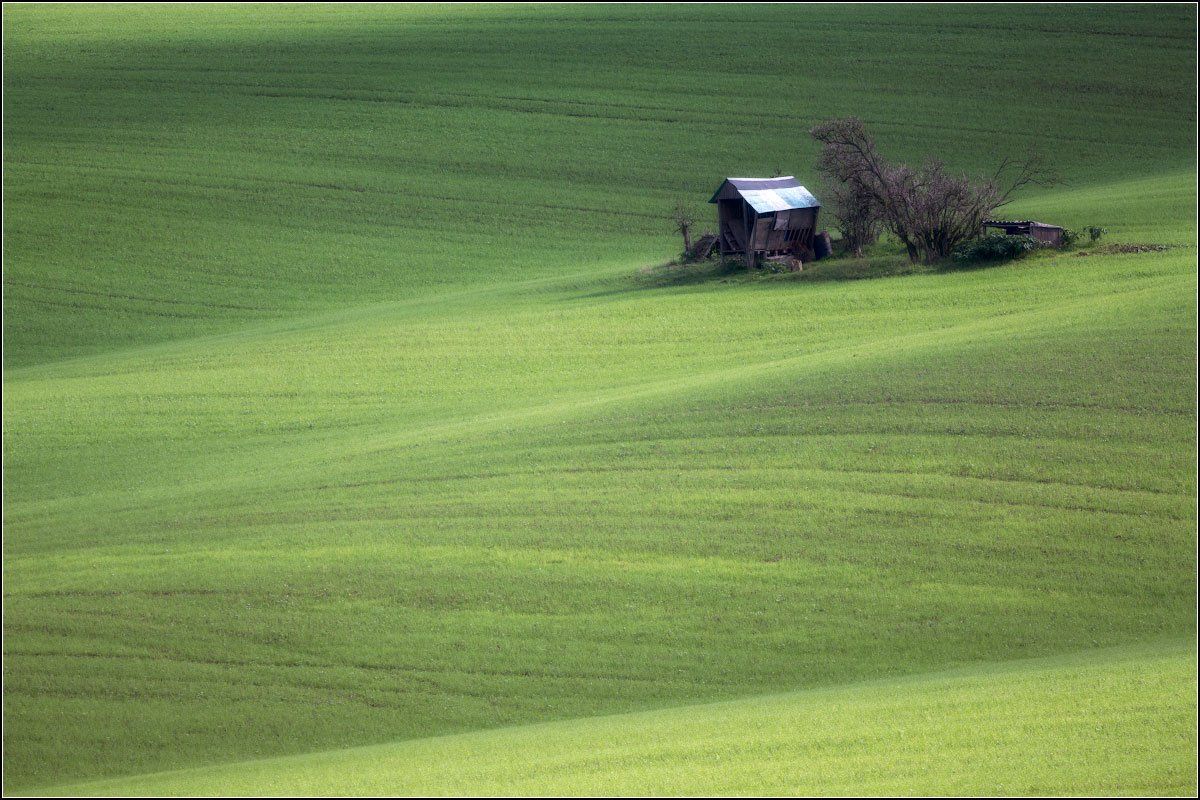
(713, 198, 821, 256)
(1031, 228, 1063, 246)
(758, 208, 820, 253)
(790, 208, 818, 230)
(717, 199, 750, 252)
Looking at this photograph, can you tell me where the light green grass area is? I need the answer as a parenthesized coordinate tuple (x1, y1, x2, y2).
(3, 3, 1197, 795)
(43, 642, 1198, 797)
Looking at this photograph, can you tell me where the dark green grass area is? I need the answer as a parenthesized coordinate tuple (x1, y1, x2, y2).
(3, 3, 1197, 794)
(633, 249, 924, 290)
(3, 3, 1195, 366)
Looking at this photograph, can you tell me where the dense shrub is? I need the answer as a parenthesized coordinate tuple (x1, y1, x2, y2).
(952, 233, 1039, 264)
(1085, 225, 1107, 243)
(811, 117, 1054, 264)
(1059, 227, 1080, 249)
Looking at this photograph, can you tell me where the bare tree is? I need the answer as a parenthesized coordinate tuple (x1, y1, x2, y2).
(671, 201, 695, 258)
(811, 117, 1054, 263)
(824, 179, 879, 258)
(812, 119, 881, 258)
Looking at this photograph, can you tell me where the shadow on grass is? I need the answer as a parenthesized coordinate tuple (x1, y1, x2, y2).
(579, 239, 1122, 302)
(624, 250, 934, 293)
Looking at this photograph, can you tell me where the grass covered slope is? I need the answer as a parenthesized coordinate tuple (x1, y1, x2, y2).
(47, 643, 1199, 796)
(5, 213, 1196, 789)
(3, 3, 1197, 795)
(3, 3, 1195, 366)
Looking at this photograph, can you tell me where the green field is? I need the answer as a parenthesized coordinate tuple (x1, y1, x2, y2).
(46, 643, 1200, 796)
(3, 3, 1197, 795)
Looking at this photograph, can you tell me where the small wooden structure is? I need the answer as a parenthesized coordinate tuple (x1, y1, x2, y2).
(709, 176, 821, 267)
(983, 219, 1065, 247)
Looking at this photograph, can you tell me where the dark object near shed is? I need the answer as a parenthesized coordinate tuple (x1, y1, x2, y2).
(813, 231, 833, 261)
(709, 177, 823, 267)
(983, 219, 1065, 247)
(691, 233, 719, 261)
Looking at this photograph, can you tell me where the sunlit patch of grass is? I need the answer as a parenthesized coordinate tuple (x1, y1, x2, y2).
(45, 642, 1198, 797)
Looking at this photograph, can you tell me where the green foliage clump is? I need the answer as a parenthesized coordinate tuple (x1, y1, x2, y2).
(952, 233, 1039, 264)
(1086, 225, 1108, 242)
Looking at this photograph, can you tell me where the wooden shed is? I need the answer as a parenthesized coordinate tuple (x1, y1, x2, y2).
(709, 176, 821, 266)
(983, 219, 1065, 247)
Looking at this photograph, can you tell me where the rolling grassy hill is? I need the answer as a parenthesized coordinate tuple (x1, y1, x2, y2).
(47, 643, 1200, 796)
(3, 3, 1196, 795)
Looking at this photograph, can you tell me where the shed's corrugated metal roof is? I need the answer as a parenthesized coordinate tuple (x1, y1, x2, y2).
(709, 176, 820, 213)
(727, 177, 803, 191)
(740, 186, 821, 213)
